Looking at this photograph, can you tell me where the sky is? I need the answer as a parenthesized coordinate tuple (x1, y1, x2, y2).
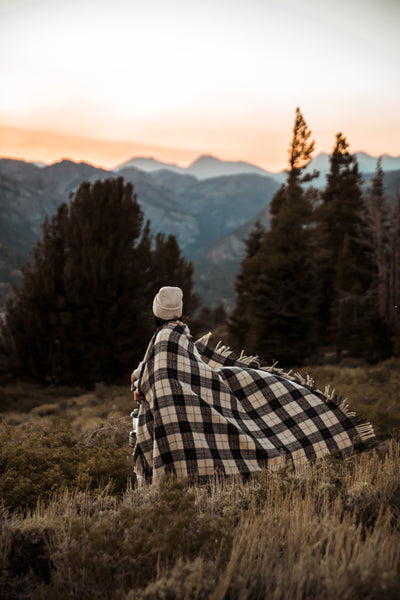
(0, 0, 399, 171)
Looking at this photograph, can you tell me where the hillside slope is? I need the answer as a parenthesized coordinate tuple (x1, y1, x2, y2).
(0, 159, 280, 305)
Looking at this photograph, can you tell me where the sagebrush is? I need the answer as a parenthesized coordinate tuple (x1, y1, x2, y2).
(0, 367, 399, 599)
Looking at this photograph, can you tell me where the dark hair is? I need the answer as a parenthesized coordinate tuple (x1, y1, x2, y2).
(154, 316, 177, 328)
(154, 315, 188, 328)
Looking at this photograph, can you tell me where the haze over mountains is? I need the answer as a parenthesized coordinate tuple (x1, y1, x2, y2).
(115, 155, 274, 179)
(1, 151, 400, 309)
(116, 152, 400, 183)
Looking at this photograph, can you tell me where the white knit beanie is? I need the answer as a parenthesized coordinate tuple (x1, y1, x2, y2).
(152, 286, 183, 320)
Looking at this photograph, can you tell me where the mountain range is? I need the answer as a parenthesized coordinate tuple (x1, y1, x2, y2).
(114, 154, 274, 179)
(116, 152, 400, 184)
(1, 152, 400, 310)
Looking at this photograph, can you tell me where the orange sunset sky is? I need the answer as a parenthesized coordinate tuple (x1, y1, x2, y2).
(0, 0, 399, 172)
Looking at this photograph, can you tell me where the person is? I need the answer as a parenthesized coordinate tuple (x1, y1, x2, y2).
(131, 286, 184, 401)
(131, 286, 375, 485)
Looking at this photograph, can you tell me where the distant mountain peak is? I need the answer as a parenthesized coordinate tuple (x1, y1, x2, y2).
(189, 154, 263, 167)
(64, 150, 400, 182)
(113, 156, 184, 174)
(186, 155, 270, 179)
(189, 154, 219, 164)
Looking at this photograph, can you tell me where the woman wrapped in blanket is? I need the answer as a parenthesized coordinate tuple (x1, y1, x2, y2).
(131, 286, 374, 485)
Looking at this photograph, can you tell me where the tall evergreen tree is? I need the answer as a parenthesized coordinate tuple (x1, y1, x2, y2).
(231, 108, 318, 364)
(389, 190, 400, 353)
(229, 220, 264, 350)
(1, 178, 195, 385)
(315, 133, 370, 357)
(150, 232, 199, 317)
(363, 159, 393, 323)
(2, 205, 70, 382)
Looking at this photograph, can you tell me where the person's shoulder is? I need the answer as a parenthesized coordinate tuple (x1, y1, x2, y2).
(155, 321, 189, 343)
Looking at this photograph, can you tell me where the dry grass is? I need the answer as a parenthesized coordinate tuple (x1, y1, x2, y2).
(0, 368, 399, 599)
(301, 357, 400, 440)
(0, 443, 399, 599)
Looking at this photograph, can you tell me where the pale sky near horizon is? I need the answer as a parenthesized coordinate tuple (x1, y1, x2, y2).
(0, 0, 399, 171)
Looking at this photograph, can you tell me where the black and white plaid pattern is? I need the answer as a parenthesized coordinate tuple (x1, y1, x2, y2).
(133, 322, 370, 483)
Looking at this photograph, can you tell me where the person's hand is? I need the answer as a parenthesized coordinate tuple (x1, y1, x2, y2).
(131, 372, 137, 384)
(134, 390, 144, 404)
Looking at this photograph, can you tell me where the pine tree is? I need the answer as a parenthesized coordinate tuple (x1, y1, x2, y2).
(150, 232, 199, 316)
(61, 178, 153, 383)
(363, 159, 393, 323)
(315, 133, 370, 357)
(389, 190, 400, 353)
(1, 178, 195, 385)
(229, 221, 264, 350)
(230, 108, 318, 364)
(2, 206, 70, 382)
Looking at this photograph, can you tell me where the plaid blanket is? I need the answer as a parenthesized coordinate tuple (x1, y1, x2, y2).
(133, 322, 375, 483)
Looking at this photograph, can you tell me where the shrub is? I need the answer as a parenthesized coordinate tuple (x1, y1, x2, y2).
(125, 557, 218, 600)
(0, 444, 399, 599)
(0, 421, 133, 511)
(0, 376, 399, 599)
(35, 477, 233, 599)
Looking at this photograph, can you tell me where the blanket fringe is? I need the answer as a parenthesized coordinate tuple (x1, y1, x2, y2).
(214, 340, 261, 366)
(196, 334, 376, 449)
(336, 398, 375, 445)
(196, 332, 213, 346)
(196, 333, 261, 367)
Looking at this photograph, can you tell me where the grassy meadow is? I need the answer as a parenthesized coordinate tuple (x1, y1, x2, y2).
(0, 359, 399, 599)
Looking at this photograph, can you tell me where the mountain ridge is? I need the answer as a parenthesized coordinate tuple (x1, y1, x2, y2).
(114, 151, 400, 181)
(0, 157, 281, 307)
(1, 155, 400, 310)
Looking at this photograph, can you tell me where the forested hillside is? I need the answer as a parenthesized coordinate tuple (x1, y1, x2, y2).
(0, 159, 280, 307)
(0, 178, 198, 386)
(1, 153, 400, 309)
(229, 110, 400, 365)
